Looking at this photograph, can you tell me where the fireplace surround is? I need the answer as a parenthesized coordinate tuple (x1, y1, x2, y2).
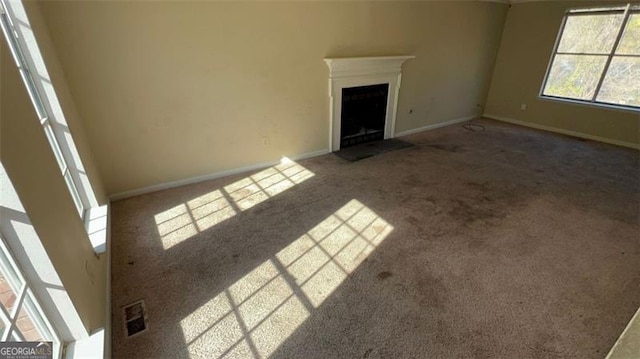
(324, 56, 415, 152)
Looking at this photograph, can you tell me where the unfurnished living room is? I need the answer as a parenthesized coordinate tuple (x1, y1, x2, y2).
(0, 0, 639, 358)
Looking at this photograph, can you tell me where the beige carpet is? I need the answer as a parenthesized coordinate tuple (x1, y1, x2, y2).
(111, 118, 640, 359)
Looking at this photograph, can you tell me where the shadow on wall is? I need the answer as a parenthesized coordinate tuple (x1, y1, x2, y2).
(0, 162, 76, 349)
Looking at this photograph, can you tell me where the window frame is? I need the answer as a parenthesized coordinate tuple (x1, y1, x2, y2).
(0, 234, 62, 358)
(539, 3, 640, 112)
(0, 1, 91, 217)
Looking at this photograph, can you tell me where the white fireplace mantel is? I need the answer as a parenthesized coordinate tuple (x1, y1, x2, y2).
(324, 56, 415, 152)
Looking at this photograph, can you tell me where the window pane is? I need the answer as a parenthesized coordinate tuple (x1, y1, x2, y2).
(15, 292, 49, 342)
(9, 329, 22, 341)
(0, 13, 47, 120)
(43, 124, 67, 173)
(19, 70, 47, 120)
(543, 54, 607, 100)
(596, 56, 640, 107)
(0, 311, 16, 341)
(0, 273, 17, 315)
(616, 14, 640, 55)
(64, 171, 84, 216)
(0, 240, 24, 297)
(558, 14, 624, 54)
(0, 12, 24, 75)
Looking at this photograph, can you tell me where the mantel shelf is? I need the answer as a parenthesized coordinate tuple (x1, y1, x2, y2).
(324, 56, 415, 78)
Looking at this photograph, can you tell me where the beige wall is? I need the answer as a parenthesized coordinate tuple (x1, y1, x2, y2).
(37, 1, 508, 195)
(485, 1, 640, 147)
(1, 37, 105, 333)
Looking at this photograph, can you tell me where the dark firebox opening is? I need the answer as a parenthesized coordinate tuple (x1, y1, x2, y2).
(340, 83, 389, 149)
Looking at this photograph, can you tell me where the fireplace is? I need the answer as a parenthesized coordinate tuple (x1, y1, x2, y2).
(341, 83, 389, 148)
(324, 56, 415, 152)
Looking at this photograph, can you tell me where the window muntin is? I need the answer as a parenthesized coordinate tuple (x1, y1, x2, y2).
(541, 4, 640, 110)
(0, 1, 86, 216)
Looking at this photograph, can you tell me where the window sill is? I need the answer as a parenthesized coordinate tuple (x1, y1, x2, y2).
(85, 205, 108, 255)
(65, 328, 104, 359)
(539, 96, 640, 114)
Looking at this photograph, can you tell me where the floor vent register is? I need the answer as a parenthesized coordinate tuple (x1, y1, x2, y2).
(123, 300, 148, 338)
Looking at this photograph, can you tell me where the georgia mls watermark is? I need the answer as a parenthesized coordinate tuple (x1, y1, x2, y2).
(0, 342, 52, 359)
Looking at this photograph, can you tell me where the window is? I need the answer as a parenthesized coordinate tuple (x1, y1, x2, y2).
(541, 4, 640, 110)
(0, 1, 88, 216)
(0, 235, 61, 357)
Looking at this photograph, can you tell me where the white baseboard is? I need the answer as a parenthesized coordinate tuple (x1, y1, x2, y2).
(484, 114, 640, 150)
(109, 148, 330, 201)
(290, 148, 331, 161)
(395, 115, 477, 137)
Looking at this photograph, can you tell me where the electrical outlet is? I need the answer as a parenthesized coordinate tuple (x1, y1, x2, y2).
(520, 103, 527, 111)
(262, 137, 269, 146)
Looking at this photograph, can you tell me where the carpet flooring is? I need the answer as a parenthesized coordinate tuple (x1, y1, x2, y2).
(111, 118, 640, 359)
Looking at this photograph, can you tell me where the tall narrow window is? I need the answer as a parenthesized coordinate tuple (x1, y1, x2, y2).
(0, 1, 87, 216)
(541, 4, 640, 110)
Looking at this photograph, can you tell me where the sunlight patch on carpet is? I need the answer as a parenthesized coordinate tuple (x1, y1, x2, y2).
(180, 199, 393, 358)
(154, 158, 314, 249)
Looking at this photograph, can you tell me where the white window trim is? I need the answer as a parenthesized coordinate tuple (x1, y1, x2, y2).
(0, 234, 62, 358)
(0, 164, 91, 350)
(0, 2, 108, 357)
(539, 3, 640, 112)
(1, 0, 107, 253)
(538, 94, 640, 114)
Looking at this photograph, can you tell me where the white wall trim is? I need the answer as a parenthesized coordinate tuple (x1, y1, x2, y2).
(484, 114, 640, 150)
(109, 148, 330, 201)
(395, 115, 477, 137)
